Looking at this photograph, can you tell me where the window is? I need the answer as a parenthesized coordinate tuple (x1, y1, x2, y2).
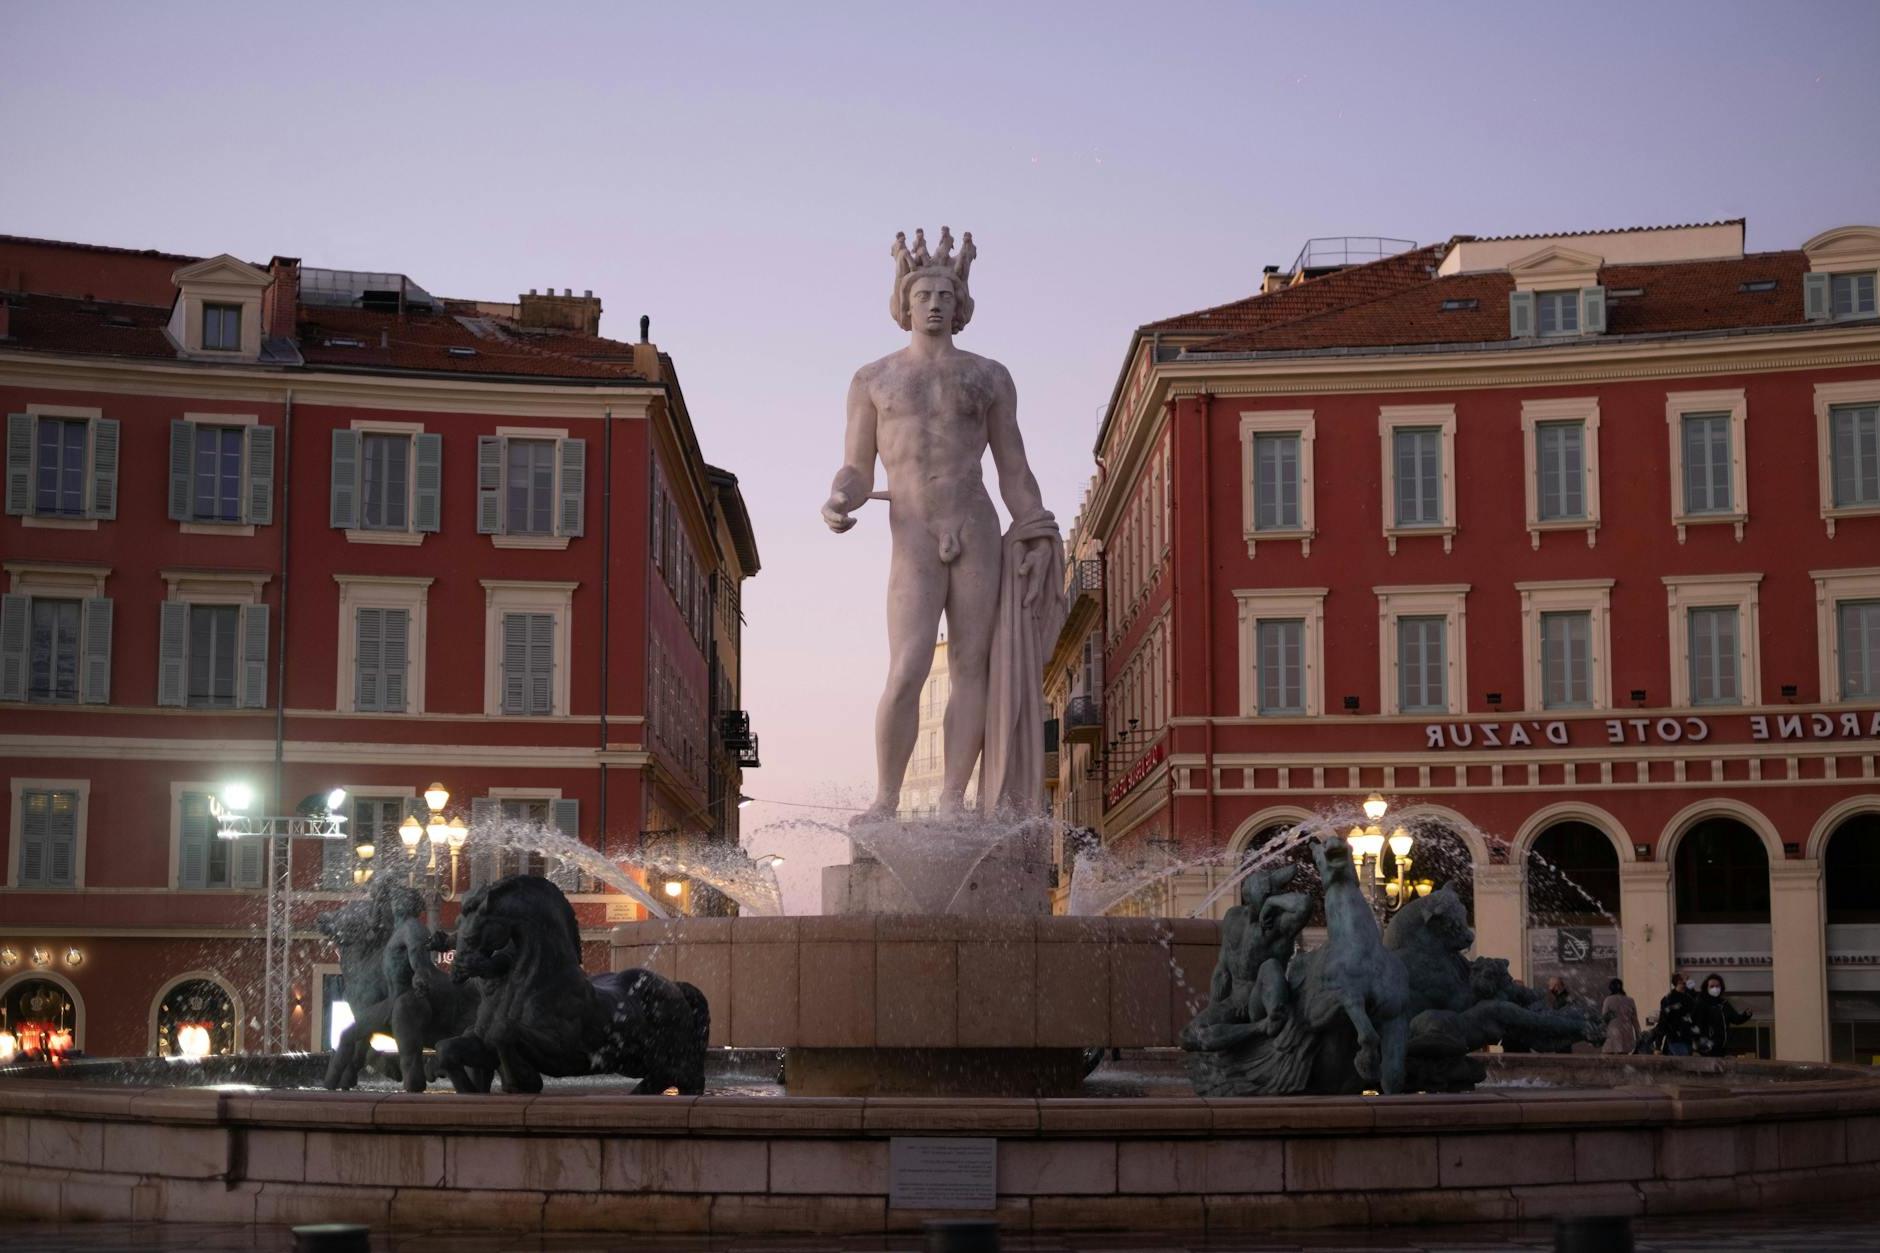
(321, 794, 414, 888)
(1517, 580, 1612, 712)
(176, 788, 260, 889)
(1536, 290, 1579, 336)
(1235, 588, 1324, 717)
(16, 789, 77, 888)
(1396, 617, 1447, 713)
(1535, 422, 1585, 521)
(500, 612, 555, 715)
(188, 605, 240, 708)
(467, 793, 582, 890)
(477, 432, 585, 544)
(202, 303, 242, 351)
(1540, 611, 1591, 709)
(1393, 428, 1442, 527)
(1256, 620, 1304, 714)
(354, 607, 410, 712)
(1838, 601, 1880, 700)
(29, 599, 79, 703)
(1253, 434, 1300, 531)
(1665, 389, 1748, 540)
(1681, 413, 1732, 515)
(35, 418, 87, 516)
(1664, 575, 1761, 709)
(191, 426, 245, 522)
(362, 433, 409, 530)
(1378, 405, 1456, 552)
(1687, 606, 1740, 706)
(1831, 404, 1879, 508)
(1832, 272, 1878, 320)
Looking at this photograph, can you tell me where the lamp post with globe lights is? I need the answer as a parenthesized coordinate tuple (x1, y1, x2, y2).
(1345, 795, 1434, 918)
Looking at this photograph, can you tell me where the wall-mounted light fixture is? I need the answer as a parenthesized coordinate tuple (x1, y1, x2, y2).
(63, 947, 83, 968)
(1342, 696, 1360, 711)
(1485, 692, 1502, 709)
(1780, 684, 1798, 701)
(1634, 843, 1652, 860)
(29, 947, 51, 968)
(0, 946, 18, 968)
(1630, 689, 1647, 706)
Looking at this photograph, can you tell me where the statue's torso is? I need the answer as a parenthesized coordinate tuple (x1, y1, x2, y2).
(864, 348, 1004, 528)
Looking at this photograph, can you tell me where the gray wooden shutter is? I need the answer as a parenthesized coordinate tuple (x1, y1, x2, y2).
(4, 413, 30, 516)
(477, 436, 504, 534)
(245, 424, 276, 525)
(239, 603, 270, 709)
(178, 793, 209, 888)
(354, 607, 383, 711)
(89, 418, 120, 520)
(550, 798, 581, 891)
(0, 593, 27, 701)
(330, 429, 359, 529)
(1805, 272, 1833, 322)
(19, 793, 46, 885)
(557, 438, 586, 537)
(168, 420, 194, 521)
(500, 613, 526, 713)
(46, 793, 76, 888)
(80, 597, 112, 704)
(1508, 291, 1535, 338)
(382, 608, 409, 712)
(412, 432, 442, 533)
(1579, 286, 1607, 335)
(322, 818, 351, 888)
(469, 796, 497, 888)
(528, 612, 555, 714)
(157, 602, 189, 707)
(235, 833, 264, 888)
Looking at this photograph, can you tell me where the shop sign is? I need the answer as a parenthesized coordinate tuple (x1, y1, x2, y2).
(1422, 708, 1879, 750)
(1106, 742, 1167, 808)
(1556, 927, 1594, 964)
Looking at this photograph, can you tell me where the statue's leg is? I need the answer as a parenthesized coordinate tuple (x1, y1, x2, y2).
(1253, 958, 1291, 1035)
(937, 515, 1001, 810)
(392, 997, 428, 1093)
(1379, 1013, 1408, 1095)
(865, 533, 947, 817)
(497, 1046, 543, 1094)
(329, 1022, 369, 1090)
(1337, 987, 1382, 1085)
(435, 1033, 496, 1095)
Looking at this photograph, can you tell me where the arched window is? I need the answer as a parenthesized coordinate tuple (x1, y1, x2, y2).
(154, 978, 237, 1058)
(1674, 818, 1770, 923)
(1528, 822, 1621, 924)
(2, 977, 78, 1059)
(1823, 811, 1880, 1063)
(1825, 812, 1880, 925)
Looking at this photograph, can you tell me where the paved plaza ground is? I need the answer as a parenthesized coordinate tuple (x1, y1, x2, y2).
(8, 1201, 1880, 1253)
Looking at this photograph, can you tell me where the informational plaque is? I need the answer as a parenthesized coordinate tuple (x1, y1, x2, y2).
(889, 1136, 997, 1210)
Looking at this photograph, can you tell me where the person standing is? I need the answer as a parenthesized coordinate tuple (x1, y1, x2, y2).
(1692, 974, 1753, 1057)
(1651, 972, 1699, 1056)
(1600, 978, 1640, 1055)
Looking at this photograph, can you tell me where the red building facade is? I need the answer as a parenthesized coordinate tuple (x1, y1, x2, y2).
(0, 236, 758, 1057)
(1075, 221, 1880, 1062)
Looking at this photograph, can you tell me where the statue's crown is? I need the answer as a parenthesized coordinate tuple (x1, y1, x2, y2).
(889, 227, 977, 331)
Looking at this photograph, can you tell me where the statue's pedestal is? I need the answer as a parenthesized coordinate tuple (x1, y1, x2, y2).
(820, 848, 1054, 916)
(820, 814, 1056, 916)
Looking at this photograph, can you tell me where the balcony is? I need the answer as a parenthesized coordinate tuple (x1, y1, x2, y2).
(720, 711, 760, 769)
(1067, 559, 1102, 607)
(1063, 695, 1102, 745)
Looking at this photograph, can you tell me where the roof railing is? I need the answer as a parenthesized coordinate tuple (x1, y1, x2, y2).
(1284, 236, 1418, 278)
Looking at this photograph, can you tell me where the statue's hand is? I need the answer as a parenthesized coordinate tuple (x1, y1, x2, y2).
(821, 494, 857, 534)
(1018, 540, 1050, 607)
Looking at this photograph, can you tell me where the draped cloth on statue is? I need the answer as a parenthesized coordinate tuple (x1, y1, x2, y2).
(980, 512, 1067, 817)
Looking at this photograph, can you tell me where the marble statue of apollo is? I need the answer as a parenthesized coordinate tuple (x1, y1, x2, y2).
(823, 228, 1067, 823)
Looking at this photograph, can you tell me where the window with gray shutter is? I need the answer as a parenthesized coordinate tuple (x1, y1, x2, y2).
(1508, 291, 1535, 338)
(192, 425, 245, 522)
(361, 433, 410, 530)
(0, 593, 28, 701)
(504, 439, 556, 536)
(168, 420, 193, 521)
(1839, 600, 1880, 700)
(1536, 421, 1585, 521)
(1537, 290, 1579, 336)
(330, 429, 360, 528)
(1397, 616, 1447, 712)
(1392, 427, 1442, 527)
(246, 425, 275, 525)
(90, 419, 119, 520)
(1256, 618, 1304, 715)
(353, 607, 409, 713)
(187, 605, 240, 708)
(412, 433, 442, 533)
(178, 790, 220, 888)
(1540, 611, 1592, 709)
(1687, 606, 1740, 706)
(1831, 272, 1878, 320)
(1805, 272, 1833, 321)
(157, 602, 188, 707)
(1681, 413, 1733, 514)
(19, 789, 77, 888)
(5, 413, 31, 516)
(80, 598, 111, 705)
(1831, 404, 1880, 508)
(558, 438, 586, 537)
(239, 604, 269, 709)
(1579, 286, 1607, 335)
(501, 612, 556, 715)
(35, 417, 89, 517)
(28, 598, 79, 703)
(1253, 432, 1300, 530)
(476, 436, 503, 533)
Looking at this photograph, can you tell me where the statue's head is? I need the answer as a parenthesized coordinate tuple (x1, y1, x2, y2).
(889, 227, 976, 334)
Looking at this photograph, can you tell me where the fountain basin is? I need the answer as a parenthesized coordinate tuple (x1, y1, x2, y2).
(2, 1053, 1878, 1235)
(610, 915, 1221, 1095)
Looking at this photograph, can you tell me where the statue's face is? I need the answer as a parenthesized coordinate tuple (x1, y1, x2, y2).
(908, 274, 957, 334)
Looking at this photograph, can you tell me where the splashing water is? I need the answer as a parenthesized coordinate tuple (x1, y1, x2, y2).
(621, 840, 784, 917)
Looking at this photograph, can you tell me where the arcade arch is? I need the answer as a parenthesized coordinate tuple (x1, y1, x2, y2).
(147, 971, 245, 1057)
(0, 969, 85, 1056)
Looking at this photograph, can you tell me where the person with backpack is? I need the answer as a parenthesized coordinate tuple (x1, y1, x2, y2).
(1649, 972, 1699, 1056)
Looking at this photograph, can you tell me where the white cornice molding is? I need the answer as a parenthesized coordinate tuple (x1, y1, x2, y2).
(0, 733, 649, 769)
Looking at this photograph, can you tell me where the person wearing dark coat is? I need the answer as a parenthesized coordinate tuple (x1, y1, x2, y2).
(1650, 972, 1699, 1056)
(1692, 973, 1752, 1057)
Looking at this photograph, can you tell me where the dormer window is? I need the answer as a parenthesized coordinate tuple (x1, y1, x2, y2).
(202, 304, 242, 352)
(1832, 272, 1877, 320)
(1802, 226, 1880, 323)
(1536, 290, 1579, 336)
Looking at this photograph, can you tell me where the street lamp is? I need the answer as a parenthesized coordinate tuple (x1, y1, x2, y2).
(1362, 793, 1389, 822)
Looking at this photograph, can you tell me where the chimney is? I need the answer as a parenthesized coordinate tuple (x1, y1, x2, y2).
(517, 286, 602, 336)
(264, 256, 301, 341)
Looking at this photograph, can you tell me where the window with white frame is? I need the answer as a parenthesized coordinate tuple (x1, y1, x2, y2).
(477, 430, 585, 545)
(1814, 381, 1880, 536)
(331, 425, 441, 541)
(10, 783, 83, 889)
(174, 787, 261, 890)
(1238, 410, 1314, 555)
(5, 407, 119, 524)
(202, 303, 243, 352)
(1520, 397, 1602, 549)
(167, 417, 273, 530)
(334, 576, 429, 714)
(1517, 579, 1613, 712)
(1235, 588, 1325, 717)
(1378, 405, 1456, 553)
(1830, 272, 1878, 320)
(1536, 290, 1580, 336)
(1375, 584, 1468, 716)
(1812, 568, 1880, 703)
(156, 572, 269, 709)
(322, 794, 413, 888)
(1, 564, 112, 705)
(1665, 389, 1748, 541)
(1661, 574, 1762, 709)
(467, 792, 582, 890)
(482, 580, 575, 716)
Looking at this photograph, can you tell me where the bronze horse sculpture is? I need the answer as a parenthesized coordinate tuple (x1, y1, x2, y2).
(435, 875, 710, 1094)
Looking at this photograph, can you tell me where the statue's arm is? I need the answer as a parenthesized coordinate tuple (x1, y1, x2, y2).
(985, 365, 1047, 525)
(824, 371, 878, 533)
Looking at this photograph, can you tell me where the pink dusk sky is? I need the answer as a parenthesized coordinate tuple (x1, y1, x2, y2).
(5, 1, 1878, 907)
